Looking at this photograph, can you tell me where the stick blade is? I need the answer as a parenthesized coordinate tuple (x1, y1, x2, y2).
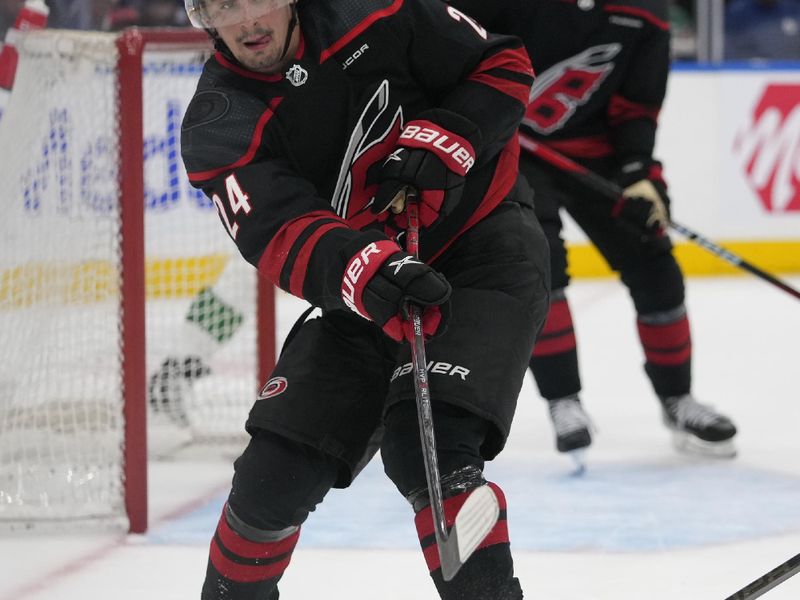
(439, 485, 500, 582)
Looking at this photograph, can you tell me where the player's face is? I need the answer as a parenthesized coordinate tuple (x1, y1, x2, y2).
(213, 0, 297, 73)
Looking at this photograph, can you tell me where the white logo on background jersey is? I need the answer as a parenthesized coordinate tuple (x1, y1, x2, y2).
(285, 64, 308, 87)
(524, 44, 621, 134)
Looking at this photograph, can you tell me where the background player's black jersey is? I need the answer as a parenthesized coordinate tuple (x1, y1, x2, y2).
(181, 0, 533, 313)
(447, 0, 670, 164)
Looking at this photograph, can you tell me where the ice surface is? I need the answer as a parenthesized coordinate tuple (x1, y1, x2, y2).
(1, 276, 799, 600)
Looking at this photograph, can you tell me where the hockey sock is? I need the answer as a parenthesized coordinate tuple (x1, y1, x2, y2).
(529, 289, 581, 400)
(637, 304, 692, 398)
(201, 503, 299, 600)
(415, 483, 522, 600)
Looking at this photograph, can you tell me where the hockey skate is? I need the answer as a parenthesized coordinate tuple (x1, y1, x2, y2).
(148, 355, 211, 427)
(548, 395, 592, 471)
(660, 394, 737, 458)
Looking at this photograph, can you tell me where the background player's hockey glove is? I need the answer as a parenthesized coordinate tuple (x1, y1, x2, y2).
(342, 239, 451, 342)
(371, 109, 481, 229)
(611, 158, 671, 236)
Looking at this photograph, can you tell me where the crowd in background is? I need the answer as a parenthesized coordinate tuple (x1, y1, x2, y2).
(670, 0, 800, 60)
(1, 0, 799, 60)
(1, 0, 186, 38)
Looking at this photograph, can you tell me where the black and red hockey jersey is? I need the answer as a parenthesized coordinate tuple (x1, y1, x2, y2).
(181, 0, 533, 313)
(447, 0, 671, 164)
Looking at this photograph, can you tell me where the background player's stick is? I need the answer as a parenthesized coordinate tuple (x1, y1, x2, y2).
(724, 552, 800, 599)
(522, 138, 800, 302)
(403, 189, 500, 582)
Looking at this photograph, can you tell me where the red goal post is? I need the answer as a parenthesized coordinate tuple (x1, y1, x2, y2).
(0, 28, 276, 534)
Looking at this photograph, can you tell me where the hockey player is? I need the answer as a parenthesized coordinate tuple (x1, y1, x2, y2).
(446, 0, 738, 458)
(180, 0, 549, 598)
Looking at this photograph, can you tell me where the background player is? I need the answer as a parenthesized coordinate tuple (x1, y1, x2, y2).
(447, 0, 737, 459)
(181, 0, 548, 598)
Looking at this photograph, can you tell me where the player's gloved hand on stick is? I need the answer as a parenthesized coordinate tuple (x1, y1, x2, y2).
(342, 239, 451, 342)
(371, 109, 481, 229)
(611, 158, 671, 236)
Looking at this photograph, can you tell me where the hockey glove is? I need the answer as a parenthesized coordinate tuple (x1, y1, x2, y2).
(372, 109, 480, 229)
(342, 239, 451, 342)
(611, 159, 671, 236)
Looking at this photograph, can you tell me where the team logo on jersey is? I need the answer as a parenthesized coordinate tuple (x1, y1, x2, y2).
(285, 64, 308, 87)
(332, 79, 404, 219)
(524, 44, 621, 135)
(258, 376, 288, 399)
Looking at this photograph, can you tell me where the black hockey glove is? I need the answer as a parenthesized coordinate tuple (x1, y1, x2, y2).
(342, 239, 451, 342)
(371, 109, 481, 229)
(611, 159, 671, 236)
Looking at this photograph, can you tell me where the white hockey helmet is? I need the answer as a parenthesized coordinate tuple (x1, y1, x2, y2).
(185, 0, 294, 29)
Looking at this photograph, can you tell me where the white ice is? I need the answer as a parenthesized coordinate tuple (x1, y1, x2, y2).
(1, 275, 799, 600)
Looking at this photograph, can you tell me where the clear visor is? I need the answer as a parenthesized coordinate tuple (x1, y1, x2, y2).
(185, 0, 292, 29)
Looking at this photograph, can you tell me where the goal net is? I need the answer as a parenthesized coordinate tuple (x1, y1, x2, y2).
(0, 28, 275, 532)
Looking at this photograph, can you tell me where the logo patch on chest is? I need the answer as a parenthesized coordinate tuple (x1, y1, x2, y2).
(285, 64, 308, 87)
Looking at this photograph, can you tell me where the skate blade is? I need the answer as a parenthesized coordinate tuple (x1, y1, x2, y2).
(567, 449, 588, 476)
(672, 431, 737, 459)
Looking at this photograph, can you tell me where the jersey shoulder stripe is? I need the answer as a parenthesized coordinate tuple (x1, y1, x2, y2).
(302, 0, 403, 63)
(604, 1, 669, 30)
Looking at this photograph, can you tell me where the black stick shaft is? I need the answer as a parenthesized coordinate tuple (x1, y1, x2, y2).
(522, 139, 800, 301)
(725, 552, 800, 600)
(405, 191, 450, 546)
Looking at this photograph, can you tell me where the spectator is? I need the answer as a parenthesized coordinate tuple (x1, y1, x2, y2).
(726, 0, 800, 60)
(135, 0, 187, 27)
(47, 0, 118, 30)
(670, 0, 697, 59)
(1, 0, 24, 40)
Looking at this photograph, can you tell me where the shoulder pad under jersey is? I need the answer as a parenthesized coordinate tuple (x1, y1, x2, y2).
(181, 85, 273, 181)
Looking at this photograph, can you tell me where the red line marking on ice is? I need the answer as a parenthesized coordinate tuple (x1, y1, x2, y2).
(1, 481, 230, 600)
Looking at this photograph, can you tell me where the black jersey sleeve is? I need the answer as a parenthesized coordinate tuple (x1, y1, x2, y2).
(182, 87, 388, 313)
(607, 4, 671, 164)
(393, 0, 534, 164)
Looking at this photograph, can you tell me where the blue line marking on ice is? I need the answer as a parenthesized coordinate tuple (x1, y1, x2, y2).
(147, 458, 800, 552)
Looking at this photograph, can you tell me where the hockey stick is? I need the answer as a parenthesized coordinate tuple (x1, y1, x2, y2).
(724, 552, 800, 599)
(521, 138, 800, 301)
(403, 189, 500, 582)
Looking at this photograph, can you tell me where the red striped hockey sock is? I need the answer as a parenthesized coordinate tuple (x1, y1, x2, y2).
(201, 504, 299, 600)
(530, 291, 581, 399)
(637, 306, 692, 397)
(531, 294, 576, 358)
(414, 483, 522, 599)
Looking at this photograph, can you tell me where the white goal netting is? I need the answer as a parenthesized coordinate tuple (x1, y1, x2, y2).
(0, 29, 266, 530)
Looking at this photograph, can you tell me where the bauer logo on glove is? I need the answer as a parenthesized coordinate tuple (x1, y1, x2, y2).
(341, 239, 451, 343)
(371, 109, 482, 229)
